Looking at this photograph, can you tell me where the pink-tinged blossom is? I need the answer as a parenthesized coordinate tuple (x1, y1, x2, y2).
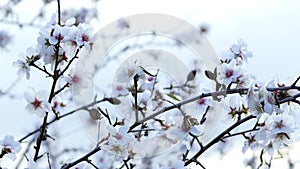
(63, 69, 90, 89)
(140, 74, 156, 90)
(103, 125, 136, 158)
(195, 97, 212, 113)
(138, 89, 153, 109)
(24, 88, 51, 118)
(94, 150, 114, 169)
(236, 74, 254, 88)
(111, 83, 129, 97)
(0, 135, 21, 161)
(75, 23, 94, 49)
(51, 96, 67, 112)
(219, 60, 241, 85)
(49, 25, 70, 45)
(107, 125, 134, 146)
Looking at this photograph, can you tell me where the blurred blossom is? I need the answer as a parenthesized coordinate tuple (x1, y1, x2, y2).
(94, 150, 114, 169)
(161, 160, 187, 169)
(115, 61, 143, 83)
(117, 18, 130, 29)
(62, 7, 97, 25)
(111, 82, 129, 97)
(0, 30, 12, 49)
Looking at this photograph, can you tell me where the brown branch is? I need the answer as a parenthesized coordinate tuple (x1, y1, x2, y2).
(58, 50, 79, 77)
(32, 0, 63, 159)
(19, 98, 110, 142)
(278, 93, 300, 105)
(185, 115, 256, 166)
(30, 63, 53, 77)
(53, 83, 69, 97)
(33, 112, 48, 161)
(60, 146, 101, 169)
(129, 88, 248, 131)
(222, 128, 259, 140)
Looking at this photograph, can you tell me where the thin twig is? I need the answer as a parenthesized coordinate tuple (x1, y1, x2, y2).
(19, 98, 109, 142)
(185, 115, 256, 166)
(60, 146, 101, 169)
(129, 88, 248, 131)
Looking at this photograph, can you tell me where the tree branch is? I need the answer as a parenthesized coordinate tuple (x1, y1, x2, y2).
(60, 146, 101, 169)
(185, 115, 256, 166)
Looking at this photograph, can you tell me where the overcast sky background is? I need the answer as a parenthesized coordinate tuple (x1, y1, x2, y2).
(0, 0, 300, 168)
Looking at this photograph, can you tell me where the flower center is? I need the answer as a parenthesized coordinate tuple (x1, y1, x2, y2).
(225, 69, 234, 78)
(72, 75, 80, 83)
(81, 34, 89, 42)
(197, 98, 206, 105)
(116, 86, 123, 91)
(31, 98, 42, 109)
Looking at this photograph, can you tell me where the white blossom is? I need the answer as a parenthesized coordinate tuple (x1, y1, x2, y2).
(219, 60, 241, 85)
(13, 55, 31, 80)
(75, 23, 94, 49)
(0, 135, 21, 161)
(24, 88, 51, 118)
(230, 39, 253, 63)
(115, 61, 144, 83)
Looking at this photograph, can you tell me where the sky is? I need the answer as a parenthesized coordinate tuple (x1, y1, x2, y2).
(0, 0, 300, 168)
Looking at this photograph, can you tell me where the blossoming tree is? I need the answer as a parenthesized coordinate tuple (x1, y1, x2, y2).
(0, 0, 299, 169)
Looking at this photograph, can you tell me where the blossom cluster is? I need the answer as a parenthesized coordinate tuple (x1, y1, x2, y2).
(242, 83, 296, 156)
(218, 40, 297, 159)
(13, 14, 94, 80)
(219, 39, 253, 87)
(2, 10, 298, 167)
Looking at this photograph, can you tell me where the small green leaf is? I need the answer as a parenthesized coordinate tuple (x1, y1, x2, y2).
(166, 93, 181, 101)
(88, 108, 101, 120)
(214, 67, 218, 76)
(106, 98, 121, 105)
(186, 70, 197, 82)
(204, 70, 215, 80)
